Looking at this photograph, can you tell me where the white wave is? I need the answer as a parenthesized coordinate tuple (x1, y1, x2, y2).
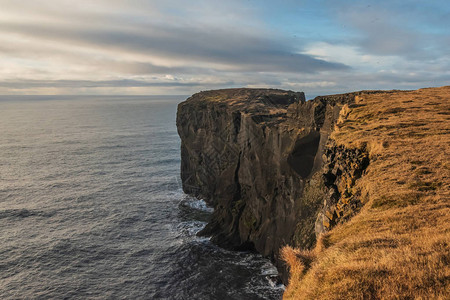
(179, 197, 214, 213)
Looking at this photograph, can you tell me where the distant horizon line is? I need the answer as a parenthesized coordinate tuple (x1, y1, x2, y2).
(0, 94, 190, 97)
(1, 85, 445, 100)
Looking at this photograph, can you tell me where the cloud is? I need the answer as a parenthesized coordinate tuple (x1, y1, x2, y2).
(0, 79, 202, 89)
(329, 1, 450, 60)
(0, 21, 348, 74)
(0, 0, 448, 95)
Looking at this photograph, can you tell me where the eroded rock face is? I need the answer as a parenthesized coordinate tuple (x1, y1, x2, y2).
(176, 88, 371, 280)
(315, 143, 370, 235)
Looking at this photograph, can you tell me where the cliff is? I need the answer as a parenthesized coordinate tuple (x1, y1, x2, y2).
(176, 86, 450, 298)
(177, 89, 373, 273)
(177, 88, 310, 259)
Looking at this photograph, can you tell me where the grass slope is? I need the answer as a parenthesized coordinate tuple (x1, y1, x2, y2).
(283, 86, 450, 299)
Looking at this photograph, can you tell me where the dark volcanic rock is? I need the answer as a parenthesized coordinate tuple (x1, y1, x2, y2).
(315, 143, 370, 236)
(176, 88, 371, 281)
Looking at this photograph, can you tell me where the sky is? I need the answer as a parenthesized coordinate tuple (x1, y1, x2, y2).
(0, 0, 449, 96)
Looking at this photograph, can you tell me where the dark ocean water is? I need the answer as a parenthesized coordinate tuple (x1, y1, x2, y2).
(0, 96, 283, 299)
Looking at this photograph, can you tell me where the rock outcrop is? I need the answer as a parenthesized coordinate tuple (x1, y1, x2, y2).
(315, 142, 370, 235)
(176, 88, 375, 280)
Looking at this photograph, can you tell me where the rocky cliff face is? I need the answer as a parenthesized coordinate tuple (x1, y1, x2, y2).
(176, 88, 376, 279)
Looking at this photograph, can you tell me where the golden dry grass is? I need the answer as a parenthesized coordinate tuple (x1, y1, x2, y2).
(283, 86, 450, 299)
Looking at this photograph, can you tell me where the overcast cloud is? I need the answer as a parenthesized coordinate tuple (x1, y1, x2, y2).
(0, 0, 448, 95)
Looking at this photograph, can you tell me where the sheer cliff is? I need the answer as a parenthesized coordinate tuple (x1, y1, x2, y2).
(176, 87, 449, 298)
(176, 88, 375, 275)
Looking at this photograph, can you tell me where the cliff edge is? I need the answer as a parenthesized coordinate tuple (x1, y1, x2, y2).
(176, 86, 449, 298)
(282, 86, 449, 299)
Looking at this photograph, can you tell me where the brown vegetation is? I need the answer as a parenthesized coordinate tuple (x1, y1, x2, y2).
(283, 86, 450, 299)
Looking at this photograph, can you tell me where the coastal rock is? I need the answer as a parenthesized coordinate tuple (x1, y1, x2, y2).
(176, 88, 373, 280)
(315, 143, 370, 235)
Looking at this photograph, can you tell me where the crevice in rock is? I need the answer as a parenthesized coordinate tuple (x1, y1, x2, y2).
(232, 111, 241, 140)
(287, 131, 321, 178)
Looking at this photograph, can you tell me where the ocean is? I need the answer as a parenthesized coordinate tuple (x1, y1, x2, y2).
(0, 96, 283, 299)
